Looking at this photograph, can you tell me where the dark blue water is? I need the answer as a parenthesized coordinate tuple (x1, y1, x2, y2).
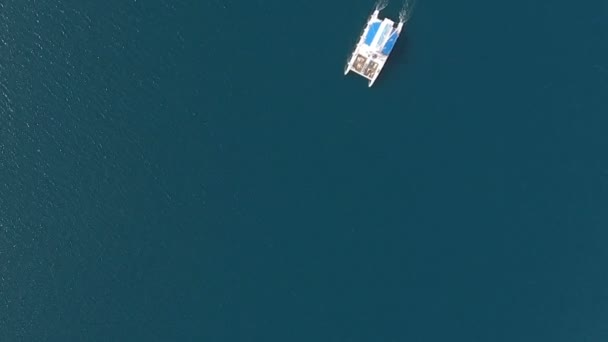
(1, 0, 607, 340)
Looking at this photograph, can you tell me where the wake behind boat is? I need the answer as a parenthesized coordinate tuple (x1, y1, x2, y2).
(344, 9, 403, 87)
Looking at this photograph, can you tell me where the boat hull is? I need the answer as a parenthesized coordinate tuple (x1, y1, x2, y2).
(344, 10, 403, 87)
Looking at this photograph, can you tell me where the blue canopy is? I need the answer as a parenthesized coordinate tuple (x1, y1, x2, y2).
(381, 31, 399, 55)
(364, 22, 381, 45)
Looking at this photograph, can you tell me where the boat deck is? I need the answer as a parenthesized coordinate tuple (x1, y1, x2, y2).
(353, 55, 367, 73)
(364, 61, 379, 78)
(344, 10, 403, 86)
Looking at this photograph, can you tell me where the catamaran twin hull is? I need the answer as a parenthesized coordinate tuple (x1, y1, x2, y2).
(345, 9, 403, 87)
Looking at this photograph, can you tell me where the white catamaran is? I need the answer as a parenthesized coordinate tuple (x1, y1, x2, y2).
(344, 9, 403, 87)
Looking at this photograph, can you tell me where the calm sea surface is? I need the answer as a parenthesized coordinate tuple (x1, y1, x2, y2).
(1, 0, 607, 340)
